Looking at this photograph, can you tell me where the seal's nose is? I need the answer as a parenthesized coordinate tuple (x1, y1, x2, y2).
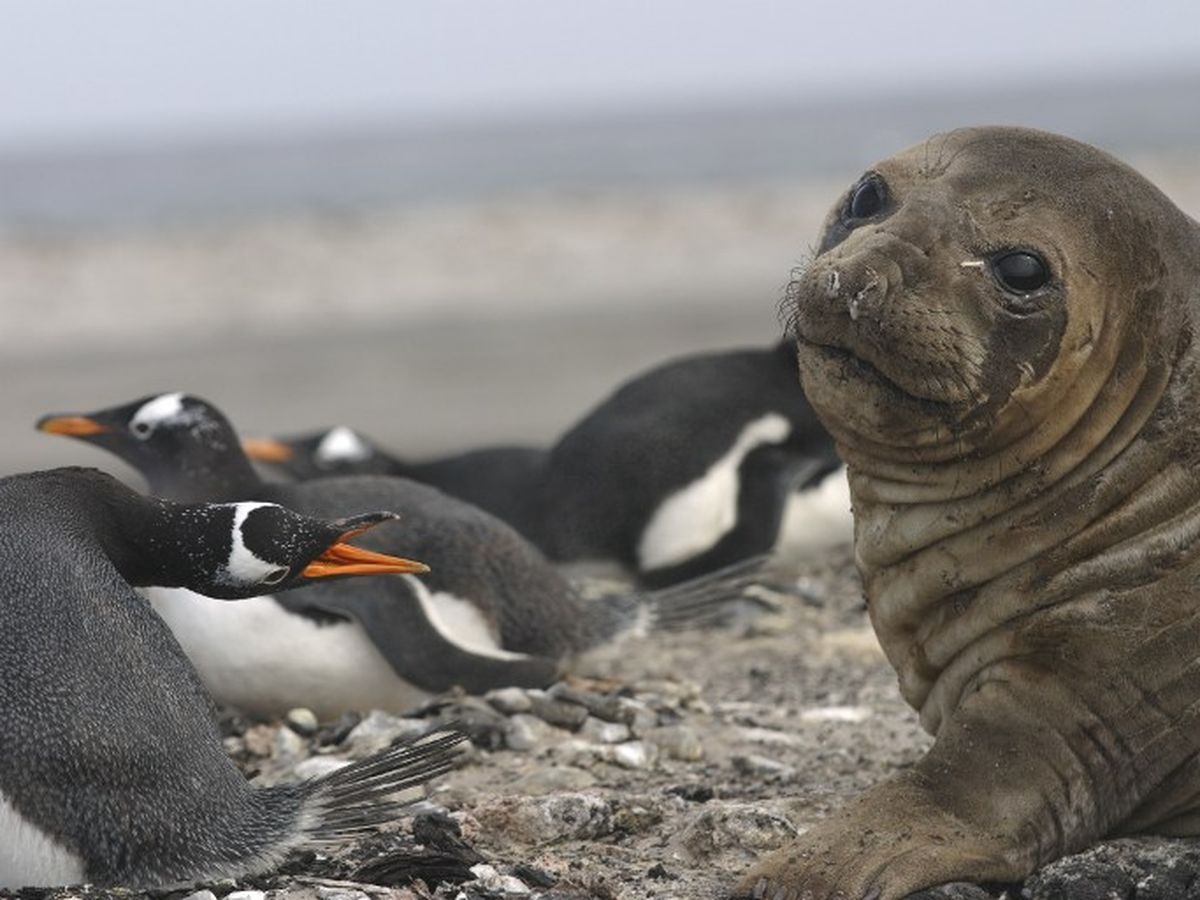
(821, 259, 887, 322)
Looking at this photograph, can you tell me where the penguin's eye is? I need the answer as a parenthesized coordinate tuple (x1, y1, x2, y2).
(131, 421, 153, 440)
(991, 250, 1050, 295)
(261, 566, 290, 586)
(845, 175, 887, 223)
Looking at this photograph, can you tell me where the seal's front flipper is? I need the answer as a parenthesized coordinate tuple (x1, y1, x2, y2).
(731, 671, 1139, 899)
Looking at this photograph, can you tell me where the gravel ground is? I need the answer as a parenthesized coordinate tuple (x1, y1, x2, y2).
(10, 549, 1200, 900)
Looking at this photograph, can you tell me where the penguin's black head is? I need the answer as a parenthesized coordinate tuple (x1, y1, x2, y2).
(242, 425, 393, 480)
(37, 392, 254, 499)
(160, 502, 429, 599)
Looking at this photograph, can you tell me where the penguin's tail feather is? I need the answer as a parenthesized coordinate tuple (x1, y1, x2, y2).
(644, 554, 770, 631)
(299, 727, 468, 844)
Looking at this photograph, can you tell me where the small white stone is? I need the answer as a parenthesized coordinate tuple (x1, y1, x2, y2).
(604, 740, 658, 770)
(179, 892, 218, 900)
(486, 686, 533, 715)
(505, 713, 557, 752)
(469, 863, 530, 895)
(732, 754, 796, 779)
(285, 706, 319, 736)
(643, 725, 705, 761)
(226, 892, 266, 900)
(346, 710, 428, 754)
(580, 717, 632, 744)
(273, 725, 307, 761)
(293, 756, 351, 780)
(800, 705, 872, 723)
(315, 889, 371, 900)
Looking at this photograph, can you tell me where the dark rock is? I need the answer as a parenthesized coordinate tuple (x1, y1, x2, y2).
(667, 783, 714, 803)
(512, 863, 559, 888)
(527, 690, 590, 731)
(316, 710, 362, 746)
(647, 863, 678, 881)
(547, 683, 627, 722)
(1022, 838, 1200, 900)
(413, 811, 486, 865)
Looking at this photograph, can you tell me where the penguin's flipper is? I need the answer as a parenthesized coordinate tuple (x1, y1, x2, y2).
(642, 553, 771, 631)
(301, 726, 468, 842)
(277, 578, 561, 695)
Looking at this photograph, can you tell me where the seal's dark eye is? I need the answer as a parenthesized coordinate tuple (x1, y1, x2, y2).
(847, 177, 886, 221)
(991, 251, 1049, 294)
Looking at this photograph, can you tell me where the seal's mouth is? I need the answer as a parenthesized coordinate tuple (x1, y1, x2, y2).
(796, 335, 959, 417)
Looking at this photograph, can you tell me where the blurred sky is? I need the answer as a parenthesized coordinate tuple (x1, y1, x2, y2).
(3, 0, 1199, 151)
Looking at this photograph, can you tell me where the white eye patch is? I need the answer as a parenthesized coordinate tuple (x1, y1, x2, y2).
(315, 426, 372, 465)
(130, 392, 186, 438)
(223, 502, 288, 584)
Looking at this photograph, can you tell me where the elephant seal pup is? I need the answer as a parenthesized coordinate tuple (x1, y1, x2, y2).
(734, 126, 1200, 899)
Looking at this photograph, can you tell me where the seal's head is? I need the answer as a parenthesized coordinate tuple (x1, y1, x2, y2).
(788, 126, 1199, 465)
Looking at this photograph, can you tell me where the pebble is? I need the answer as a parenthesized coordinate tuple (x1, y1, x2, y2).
(800, 705, 872, 723)
(616, 697, 659, 733)
(547, 683, 626, 722)
(242, 724, 275, 757)
(643, 725, 705, 761)
(469, 863, 531, 894)
(285, 706, 319, 736)
(580, 717, 632, 744)
(346, 710, 428, 755)
(272, 725, 308, 761)
(225, 892, 266, 900)
(486, 686, 533, 715)
(315, 889, 372, 900)
(732, 754, 796, 779)
(292, 756, 351, 780)
(676, 802, 800, 858)
(600, 740, 658, 770)
(527, 689, 590, 731)
(505, 713, 559, 752)
(179, 892, 218, 900)
(472, 792, 614, 844)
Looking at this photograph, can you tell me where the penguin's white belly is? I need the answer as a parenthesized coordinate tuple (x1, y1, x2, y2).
(637, 413, 792, 570)
(0, 790, 86, 889)
(142, 588, 429, 719)
(776, 465, 853, 559)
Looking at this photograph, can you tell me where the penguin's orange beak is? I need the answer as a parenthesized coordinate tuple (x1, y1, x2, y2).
(242, 437, 294, 462)
(37, 415, 109, 436)
(303, 538, 430, 579)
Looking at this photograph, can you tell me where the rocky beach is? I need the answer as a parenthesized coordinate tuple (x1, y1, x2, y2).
(3, 103, 1200, 899)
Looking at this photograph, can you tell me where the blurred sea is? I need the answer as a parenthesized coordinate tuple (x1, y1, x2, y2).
(2, 70, 1198, 231)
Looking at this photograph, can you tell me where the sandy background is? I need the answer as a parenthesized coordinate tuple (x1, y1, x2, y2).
(3, 159, 1199, 482)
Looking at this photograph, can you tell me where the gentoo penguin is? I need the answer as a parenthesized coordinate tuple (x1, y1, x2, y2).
(38, 394, 754, 718)
(245, 428, 545, 532)
(246, 341, 850, 587)
(0, 466, 463, 890)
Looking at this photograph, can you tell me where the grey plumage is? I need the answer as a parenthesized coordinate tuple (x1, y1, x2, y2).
(0, 468, 462, 888)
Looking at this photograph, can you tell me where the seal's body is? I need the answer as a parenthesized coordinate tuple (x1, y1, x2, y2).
(734, 127, 1200, 899)
(40, 396, 755, 717)
(0, 467, 460, 889)
(249, 343, 848, 587)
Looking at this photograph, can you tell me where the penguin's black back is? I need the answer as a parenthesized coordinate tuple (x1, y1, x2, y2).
(0, 471, 299, 884)
(404, 446, 547, 534)
(259, 474, 595, 658)
(530, 342, 837, 566)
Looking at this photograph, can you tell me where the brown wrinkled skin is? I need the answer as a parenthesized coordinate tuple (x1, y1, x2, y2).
(733, 127, 1200, 900)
